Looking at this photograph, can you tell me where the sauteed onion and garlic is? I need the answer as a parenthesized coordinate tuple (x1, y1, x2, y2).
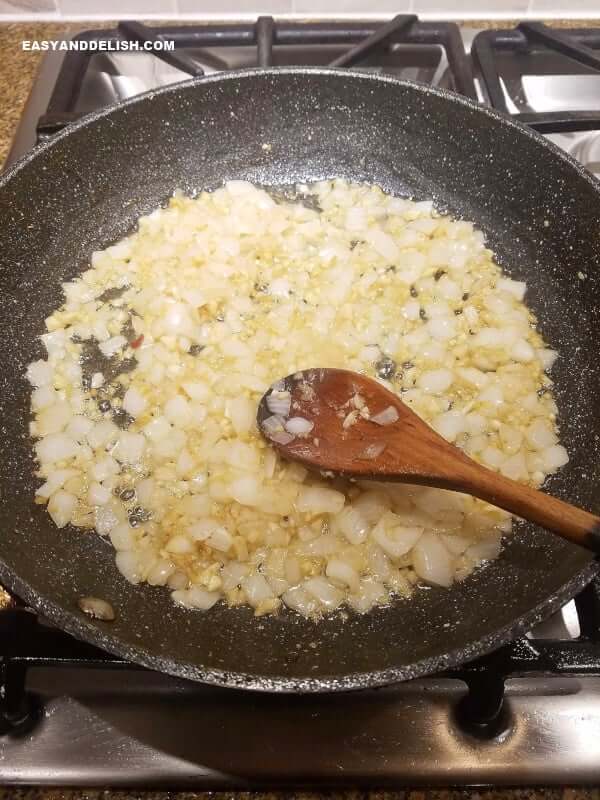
(27, 180, 566, 618)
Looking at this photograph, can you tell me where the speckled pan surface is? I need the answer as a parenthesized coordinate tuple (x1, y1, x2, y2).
(0, 69, 598, 692)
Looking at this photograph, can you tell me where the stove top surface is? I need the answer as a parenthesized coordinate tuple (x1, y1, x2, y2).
(3, 16, 600, 787)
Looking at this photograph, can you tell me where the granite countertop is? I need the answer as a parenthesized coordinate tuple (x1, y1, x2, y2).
(1, 17, 600, 800)
(0, 791, 598, 800)
(0, 789, 597, 800)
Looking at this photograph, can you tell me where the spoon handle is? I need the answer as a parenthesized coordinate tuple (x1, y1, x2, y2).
(444, 455, 600, 554)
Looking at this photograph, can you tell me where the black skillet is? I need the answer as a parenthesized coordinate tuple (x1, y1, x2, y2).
(0, 69, 598, 692)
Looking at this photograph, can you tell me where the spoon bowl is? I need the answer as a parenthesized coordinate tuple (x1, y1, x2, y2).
(258, 368, 600, 553)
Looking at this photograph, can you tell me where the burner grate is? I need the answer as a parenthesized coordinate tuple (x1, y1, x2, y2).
(36, 17, 477, 140)
(3, 578, 600, 738)
(473, 23, 600, 133)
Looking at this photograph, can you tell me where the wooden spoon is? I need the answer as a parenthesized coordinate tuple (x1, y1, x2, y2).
(257, 368, 600, 554)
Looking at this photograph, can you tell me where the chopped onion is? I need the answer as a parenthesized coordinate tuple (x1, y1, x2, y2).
(266, 390, 291, 417)
(123, 387, 147, 418)
(36, 468, 78, 499)
(47, 490, 77, 528)
(296, 486, 345, 515)
(284, 417, 314, 436)
(88, 482, 112, 506)
(172, 586, 220, 610)
(78, 596, 115, 621)
(303, 576, 344, 609)
(261, 415, 285, 436)
(412, 533, 453, 588)
(36, 433, 79, 464)
(242, 574, 274, 606)
(27, 359, 53, 387)
(99, 335, 127, 358)
(326, 558, 360, 592)
(113, 432, 145, 465)
(27, 178, 566, 621)
(370, 405, 399, 426)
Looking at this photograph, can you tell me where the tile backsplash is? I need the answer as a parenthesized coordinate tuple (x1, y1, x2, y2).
(1, 0, 599, 17)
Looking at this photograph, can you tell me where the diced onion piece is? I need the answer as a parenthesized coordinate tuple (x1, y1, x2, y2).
(242, 574, 274, 606)
(228, 396, 256, 436)
(113, 432, 145, 465)
(526, 419, 557, 450)
(412, 533, 454, 588)
(36, 468, 78, 499)
(370, 406, 399, 426)
(541, 444, 569, 472)
(266, 390, 291, 417)
(226, 474, 260, 507)
(360, 442, 386, 460)
(418, 369, 453, 395)
(372, 516, 423, 559)
(109, 523, 135, 551)
(27, 359, 53, 387)
(427, 316, 456, 341)
(467, 535, 503, 563)
(326, 558, 360, 592)
(333, 505, 370, 545)
(284, 417, 314, 436)
(122, 387, 147, 418)
(497, 277, 526, 300)
(99, 335, 127, 358)
(261, 415, 285, 436)
(164, 395, 191, 428)
(47, 490, 77, 528)
(296, 486, 345, 515)
(365, 228, 400, 261)
(36, 401, 73, 436)
(433, 411, 466, 443)
(78, 596, 115, 621)
(172, 586, 220, 610)
(36, 433, 79, 464)
(303, 576, 344, 610)
(166, 535, 194, 554)
(95, 506, 120, 537)
(511, 339, 535, 363)
(143, 416, 171, 442)
(221, 561, 250, 591)
(538, 348, 558, 371)
(66, 415, 94, 441)
(86, 420, 118, 451)
(88, 482, 112, 506)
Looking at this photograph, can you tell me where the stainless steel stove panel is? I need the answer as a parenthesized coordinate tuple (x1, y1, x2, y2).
(3, 668, 600, 787)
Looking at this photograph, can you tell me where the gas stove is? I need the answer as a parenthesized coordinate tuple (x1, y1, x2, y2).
(3, 16, 600, 788)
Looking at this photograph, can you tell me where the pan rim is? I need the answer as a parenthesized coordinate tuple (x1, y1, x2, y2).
(1, 67, 598, 692)
(3, 67, 600, 198)
(1, 558, 596, 692)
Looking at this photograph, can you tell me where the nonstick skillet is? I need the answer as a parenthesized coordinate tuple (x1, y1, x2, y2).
(0, 69, 598, 692)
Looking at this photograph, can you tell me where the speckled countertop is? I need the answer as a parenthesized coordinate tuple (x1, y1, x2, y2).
(1, 791, 600, 800)
(2, 17, 600, 800)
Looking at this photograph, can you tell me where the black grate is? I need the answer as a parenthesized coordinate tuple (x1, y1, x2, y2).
(472, 23, 600, 133)
(35, 16, 477, 140)
(3, 579, 600, 737)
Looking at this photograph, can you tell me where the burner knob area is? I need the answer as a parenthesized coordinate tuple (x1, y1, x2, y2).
(453, 674, 511, 740)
